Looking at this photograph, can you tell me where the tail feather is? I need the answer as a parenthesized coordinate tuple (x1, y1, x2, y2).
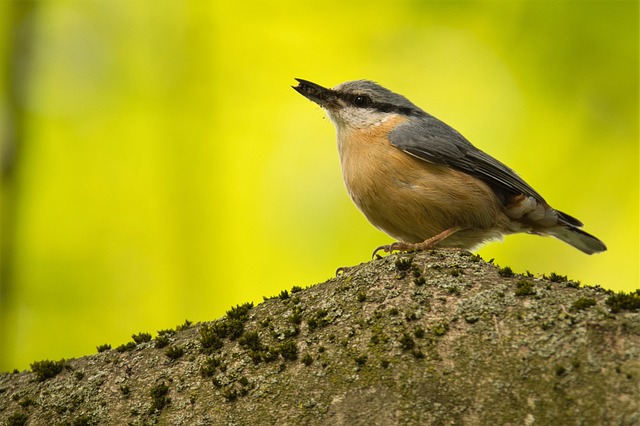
(548, 225, 607, 255)
(556, 209, 583, 227)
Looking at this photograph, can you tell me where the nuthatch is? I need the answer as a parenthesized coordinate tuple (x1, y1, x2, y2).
(293, 78, 607, 256)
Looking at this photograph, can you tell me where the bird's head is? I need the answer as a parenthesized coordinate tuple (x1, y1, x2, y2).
(293, 78, 425, 131)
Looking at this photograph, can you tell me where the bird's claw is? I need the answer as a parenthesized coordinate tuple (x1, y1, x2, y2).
(372, 244, 390, 259)
(372, 242, 412, 259)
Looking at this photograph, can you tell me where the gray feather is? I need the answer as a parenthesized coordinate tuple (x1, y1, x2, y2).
(389, 118, 586, 229)
(388, 115, 546, 204)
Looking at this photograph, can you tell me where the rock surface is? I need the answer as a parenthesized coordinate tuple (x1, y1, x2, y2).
(1, 251, 638, 425)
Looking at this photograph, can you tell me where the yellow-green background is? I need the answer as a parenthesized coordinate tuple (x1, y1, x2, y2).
(0, 0, 637, 371)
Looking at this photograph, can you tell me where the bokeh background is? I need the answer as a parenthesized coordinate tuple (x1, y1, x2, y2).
(0, 0, 637, 371)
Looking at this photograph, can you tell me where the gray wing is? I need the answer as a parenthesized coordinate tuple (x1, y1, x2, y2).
(388, 115, 546, 203)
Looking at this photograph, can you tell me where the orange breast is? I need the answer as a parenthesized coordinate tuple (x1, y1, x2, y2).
(337, 115, 510, 245)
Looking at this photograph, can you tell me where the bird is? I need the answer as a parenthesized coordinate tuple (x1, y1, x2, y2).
(292, 78, 606, 257)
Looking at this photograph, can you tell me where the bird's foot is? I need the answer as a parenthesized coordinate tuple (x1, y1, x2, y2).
(371, 227, 462, 259)
(372, 241, 435, 259)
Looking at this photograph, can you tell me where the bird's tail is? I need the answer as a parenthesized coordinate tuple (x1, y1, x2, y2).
(546, 224, 607, 255)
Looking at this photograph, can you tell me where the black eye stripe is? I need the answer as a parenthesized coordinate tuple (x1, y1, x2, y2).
(338, 93, 371, 107)
(335, 92, 425, 117)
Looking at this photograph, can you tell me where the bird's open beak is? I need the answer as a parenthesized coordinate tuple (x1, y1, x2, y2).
(293, 78, 337, 108)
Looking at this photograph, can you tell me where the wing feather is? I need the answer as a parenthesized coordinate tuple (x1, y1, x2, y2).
(388, 116, 546, 203)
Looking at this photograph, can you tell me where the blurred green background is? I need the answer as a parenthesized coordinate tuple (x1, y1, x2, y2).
(0, 0, 637, 371)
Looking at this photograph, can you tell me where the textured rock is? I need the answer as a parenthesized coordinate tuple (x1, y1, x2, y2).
(1, 251, 638, 425)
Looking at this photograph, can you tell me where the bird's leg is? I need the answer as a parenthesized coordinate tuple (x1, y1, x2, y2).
(372, 227, 462, 258)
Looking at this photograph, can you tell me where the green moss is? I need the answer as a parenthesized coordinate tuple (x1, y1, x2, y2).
(289, 308, 302, 325)
(380, 359, 390, 368)
(307, 309, 329, 331)
(605, 290, 640, 313)
(239, 331, 279, 363)
(211, 318, 246, 340)
(399, 333, 415, 350)
(412, 349, 425, 359)
(571, 297, 597, 312)
(545, 272, 568, 283)
(412, 266, 422, 278)
(414, 277, 426, 286)
(149, 382, 170, 413)
(498, 266, 514, 277)
(7, 413, 28, 426)
(30, 359, 65, 382)
(71, 415, 92, 426)
(210, 303, 253, 340)
(301, 353, 313, 366)
(448, 268, 462, 277)
(261, 348, 279, 363)
(206, 318, 245, 341)
(18, 397, 34, 408)
(555, 365, 567, 376)
(414, 327, 425, 338)
(96, 344, 111, 353)
(259, 318, 271, 328)
(395, 257, 413, 271)
(238, 331, 262, 351)
(357, 291, 367, 302)
(354, 354, 368, 366)
(154, 334, 170, 349)
(120, 384, 131, 397)
(221, 387, 238, 401)
(200, 357, 221, 377)
(131, 332, 152, 344)
(164, 345, 184, 361)
(176, 319, 193, 331)
(515, 280, 536, 297)
(447, 286, 461, 296)
(199, 324, 224, 353)
(405, 311, 418, 321)
(370, 327, 388, 345)
(283, 327, 300, 338)
(226, 302, 254, 321)
(278, 340, 298, 361)
(431, 322, 448, 336)
(230, 319, 248, 340)
(389, 307, 399, 316)
(115, 341, 137, 353)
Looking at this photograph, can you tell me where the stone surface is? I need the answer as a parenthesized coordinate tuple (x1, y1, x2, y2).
(1, 251, 638, 425)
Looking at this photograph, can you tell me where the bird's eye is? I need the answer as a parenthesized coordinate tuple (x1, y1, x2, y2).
(353, 95, 371, 108)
